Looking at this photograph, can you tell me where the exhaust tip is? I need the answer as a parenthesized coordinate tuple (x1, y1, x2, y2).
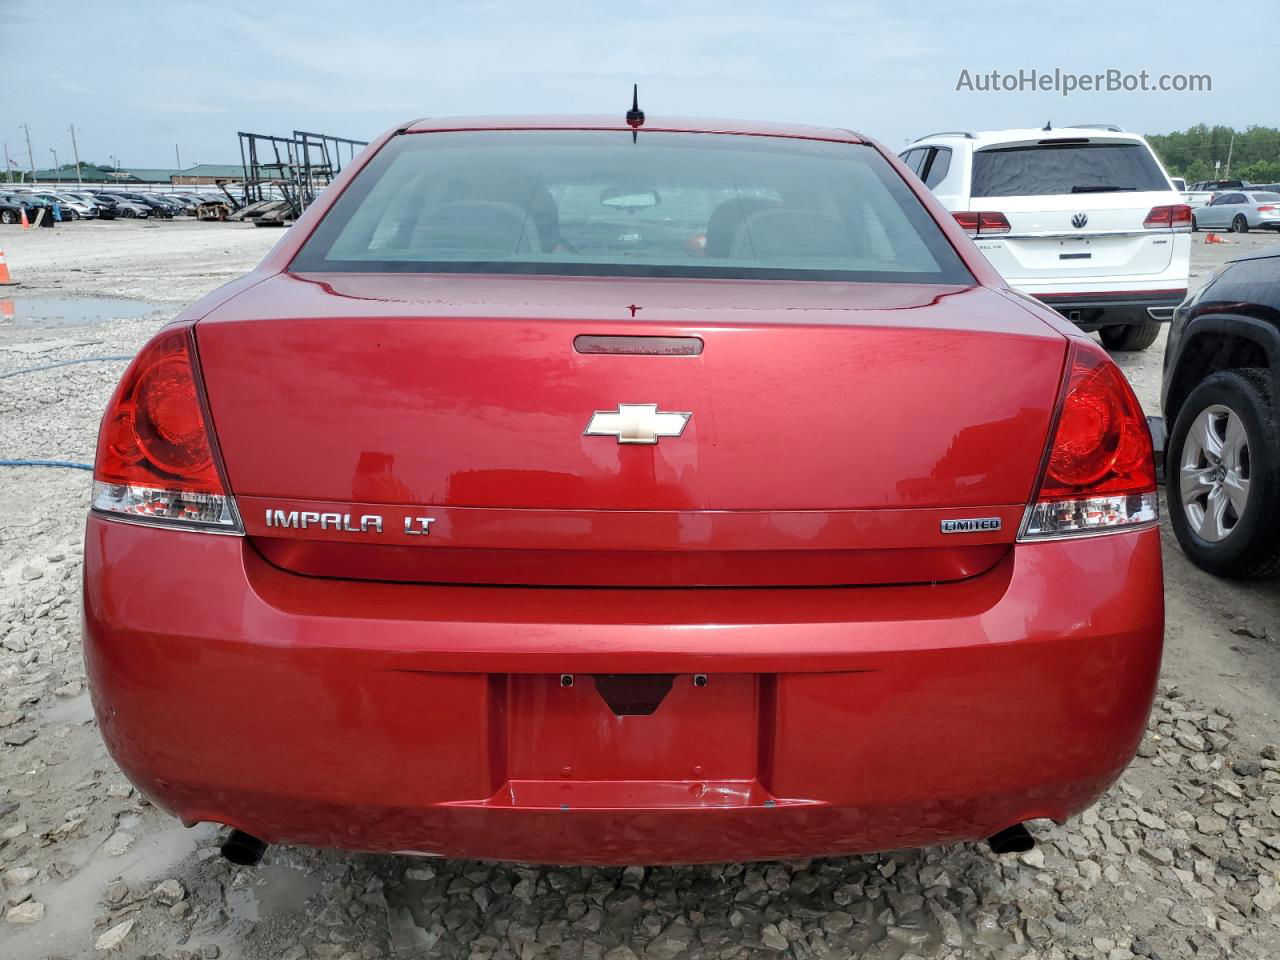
(220, 829, 268, 866)
(987, 823, 1035, 855)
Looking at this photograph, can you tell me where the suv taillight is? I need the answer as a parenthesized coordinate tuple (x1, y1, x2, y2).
(953, 211, 1011, 235)
(1144, 204, 1192, 230)
(1018, 341, 1158, 540)
(91, 325, 241, 532)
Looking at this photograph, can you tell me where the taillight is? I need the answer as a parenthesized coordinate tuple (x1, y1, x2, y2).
(1144, 204, 1192, 230)
(1258, 205, 1277, 212)
(1018, 340, 1158, 540)
(953, 211, 1011, 235)
(91, 325, 241, 532)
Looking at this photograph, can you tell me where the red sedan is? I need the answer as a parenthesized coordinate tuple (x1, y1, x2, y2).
(82, 114, 1163, 866)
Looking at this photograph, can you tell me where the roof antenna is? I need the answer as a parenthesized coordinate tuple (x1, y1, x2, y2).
(626, 84, 644, 143)
(1043, 120, 1052, 131)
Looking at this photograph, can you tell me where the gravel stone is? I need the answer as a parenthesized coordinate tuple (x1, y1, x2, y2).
(153, 878, 185, 905)
(5, 900, 44, 923)
(102, 831, 135, 856)
(1196, 815, 1228, 835)
(94, 917, 136, 950)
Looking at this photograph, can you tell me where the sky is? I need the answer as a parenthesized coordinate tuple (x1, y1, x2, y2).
(2, 0, 1269, 171)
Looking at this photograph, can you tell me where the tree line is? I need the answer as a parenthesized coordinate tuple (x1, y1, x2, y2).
(1146, 125, 1280, 184)
(3, 161, 120, 183)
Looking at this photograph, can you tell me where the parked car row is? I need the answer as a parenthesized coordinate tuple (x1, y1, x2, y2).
(1179, 181, 1280, 218)
(1190, 190, 1280, 233)
(0, 186, 228, 223)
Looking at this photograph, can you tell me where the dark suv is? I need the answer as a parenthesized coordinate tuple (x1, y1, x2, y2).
(1157, 245, 1280, 577)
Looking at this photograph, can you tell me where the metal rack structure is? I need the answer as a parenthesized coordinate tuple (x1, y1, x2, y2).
(238, 129, 369, 216)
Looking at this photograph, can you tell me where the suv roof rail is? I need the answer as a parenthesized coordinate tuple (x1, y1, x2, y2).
(913, 130, 975, 141)
(1063, 123, 1124, 132)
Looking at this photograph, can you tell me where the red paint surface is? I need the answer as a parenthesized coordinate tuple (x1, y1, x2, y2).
(83, 516, 1162, 863)
(84, 117, 1163, 862)
(194, 277, 1066, 586)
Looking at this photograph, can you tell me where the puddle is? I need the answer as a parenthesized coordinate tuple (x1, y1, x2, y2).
(1, 820, 216, 959)
(225, 863, 323, 921)
(43, 691, 96, 727)
(0, 296, 166, 328)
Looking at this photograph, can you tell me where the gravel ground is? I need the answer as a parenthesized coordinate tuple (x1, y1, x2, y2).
(2, 219, 1280, 960)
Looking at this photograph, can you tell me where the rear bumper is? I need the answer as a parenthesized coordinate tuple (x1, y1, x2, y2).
(82, 515, 1164, 864)
(1029, 289, 1187, 329)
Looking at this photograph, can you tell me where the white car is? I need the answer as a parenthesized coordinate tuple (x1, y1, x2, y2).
(901, 125, 1191, 351)
(31, 192, 99, 219)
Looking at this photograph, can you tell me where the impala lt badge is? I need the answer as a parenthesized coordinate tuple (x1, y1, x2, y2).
(264, 510, 436, 535)
(585, 404, 691, 444)
(266, 510, 384, 532)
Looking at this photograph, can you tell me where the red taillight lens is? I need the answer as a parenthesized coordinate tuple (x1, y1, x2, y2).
(953, 211, 1010, 235)
(1019, 341, 1158, 539)
(978, 211, 1010, 234)
(1258, 205, 1277, 212)
(1144, 204, 1191, 230)
(92, 326, 240, 531)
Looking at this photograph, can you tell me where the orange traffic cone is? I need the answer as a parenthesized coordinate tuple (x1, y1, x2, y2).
(1, 299, 13, 318)
(0, 247, 14, 286)
(19, 207, 29, 230)
(1204, 232, 1228, 244)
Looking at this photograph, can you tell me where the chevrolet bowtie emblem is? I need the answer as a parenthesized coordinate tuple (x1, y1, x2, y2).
(584, 404, 691, 444)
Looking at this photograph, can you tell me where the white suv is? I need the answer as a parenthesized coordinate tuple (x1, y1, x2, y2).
(901, 125, 1191, 351)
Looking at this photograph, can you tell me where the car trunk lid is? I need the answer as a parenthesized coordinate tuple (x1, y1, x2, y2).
(195, 273, 1066, 587)
(971, 191, 1177, 281)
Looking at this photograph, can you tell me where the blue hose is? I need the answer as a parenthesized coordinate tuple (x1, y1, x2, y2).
(0, 355, 130, 470)
(0, 459, 93, 471)
(0, 355, 134, 379)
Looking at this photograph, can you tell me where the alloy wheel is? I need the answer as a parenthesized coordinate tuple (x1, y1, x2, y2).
(1179, 404, 1252, 542)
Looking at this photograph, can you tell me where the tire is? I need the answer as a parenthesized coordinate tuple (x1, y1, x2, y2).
(122, 208, 136, 219)
(1233, 214, 1249, 233)
(1100, 322, 1162, 352)
(1166, 369, 1280, 578)
(1191, 214, 1199, 232)
(0, 209, 16, 225)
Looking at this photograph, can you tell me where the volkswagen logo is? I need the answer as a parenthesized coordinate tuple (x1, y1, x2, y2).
(1071, 212, 1089, 229)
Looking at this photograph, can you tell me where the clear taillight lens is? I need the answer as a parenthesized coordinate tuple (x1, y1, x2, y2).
(1019, 341, 1158, 540)
(91, 325, 242, 534)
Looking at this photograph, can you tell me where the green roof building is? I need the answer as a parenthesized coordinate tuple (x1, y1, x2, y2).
(23, 164, 243, 186)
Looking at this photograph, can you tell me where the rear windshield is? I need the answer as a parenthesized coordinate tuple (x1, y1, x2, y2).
(291, 130, 972, 284)
(971, 141, 1169, 197)
(1251, 192, 1280, 202)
